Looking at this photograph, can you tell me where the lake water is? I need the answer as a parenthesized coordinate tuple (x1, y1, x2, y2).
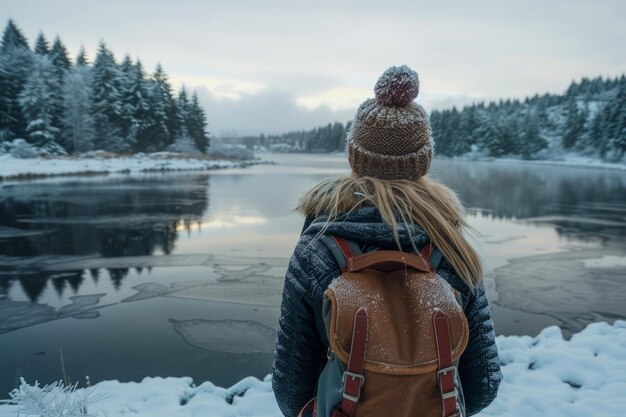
(1, 153, 625, 396)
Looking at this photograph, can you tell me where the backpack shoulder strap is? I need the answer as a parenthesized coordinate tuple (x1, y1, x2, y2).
(420, 242, 444, 271)
(320, 235, 362, 273)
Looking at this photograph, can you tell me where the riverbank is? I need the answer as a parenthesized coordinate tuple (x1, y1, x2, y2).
(0, 153, 266, 181)
(448, 154, 626, 171)
(1, 320, 624, 417)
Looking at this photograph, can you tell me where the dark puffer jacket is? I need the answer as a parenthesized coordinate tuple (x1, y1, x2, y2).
(272, 206, 502, 417)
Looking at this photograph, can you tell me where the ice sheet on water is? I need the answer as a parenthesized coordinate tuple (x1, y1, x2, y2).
(0, 225, 55, 239)
(493, 248, 626, 334)
(18, 214, 198, 228)
(0, 293, 104, 333)
(0, 253, 289, 271)
(122, 282, 170, 302)
(169, 319, 276, 354)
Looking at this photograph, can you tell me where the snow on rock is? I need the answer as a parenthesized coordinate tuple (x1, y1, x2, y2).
(1, 321, 625, 416)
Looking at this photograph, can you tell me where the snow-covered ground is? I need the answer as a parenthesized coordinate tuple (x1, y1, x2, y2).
(1, 320, 624, 417)
(0, 153, 256, 180)
(451, 154, 626, 171)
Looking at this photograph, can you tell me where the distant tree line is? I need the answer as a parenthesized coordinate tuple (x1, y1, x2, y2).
(0, 19, 210, 154)
(431, 75, 626, 161)
(225, 121, 349, 152)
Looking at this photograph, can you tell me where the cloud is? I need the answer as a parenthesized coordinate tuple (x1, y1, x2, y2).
(296, 87, 371, 112)
(193, 87, 355, 137)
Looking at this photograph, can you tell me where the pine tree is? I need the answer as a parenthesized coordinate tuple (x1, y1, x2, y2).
(1, 19, 29, 52)
(187, 92, 210, 152)
(603, 80, 626, 161)
(0, 20, 33, 140)
(152, 63, 178, 147)
(587, 110, 609, 156)
(91, 41, 125, 152)
(62, 65, 95, 152)
(49, 36, 71, 75)
(519, 113, 547, 159)
(0, 57, 17, 140)
(48, 36, 71, 137)
(176, 86, 190, 138)
(34, 32, 49, 55)
(121, 59, 154, 152)
(76, 45, 89, 66)
(562, 99, 585, 149)
(18, 56, 60, 146)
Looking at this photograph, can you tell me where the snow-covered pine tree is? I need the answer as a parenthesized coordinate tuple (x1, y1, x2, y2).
(562, 98, 585, 149)
(603, 78, 626, 161)
(151, 63, 178, 148)
(167, 87, 196, 153)
(122, 59, 154, 152)
(91, 41, 126, 152)
(48, 36, 71, 138)
(176, 87, 190, 137)
(1, 19, 29, 52)
(62, 64, 95, 153)
(0, 57, 17, 141)
(75, 46, 89, 66)
(18, 55, 60, 147)
(118, 55, 139, 147)
(0, 19, 33, 140)
(332, 121, 346, 151)
(519, 113, 547, 159)
(33, 32, 49, 56)
(49, 36, 71, 76)
(186, 92, 210, 152)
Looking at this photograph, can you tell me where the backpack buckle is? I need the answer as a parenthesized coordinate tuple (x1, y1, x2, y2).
(342, 371, 365, 402)
(437, 366, 457, 382)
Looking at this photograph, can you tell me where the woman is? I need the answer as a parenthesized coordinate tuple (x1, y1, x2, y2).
(272, 65, 502, 417)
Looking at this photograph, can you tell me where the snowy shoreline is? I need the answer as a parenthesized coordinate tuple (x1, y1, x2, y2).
(0, 153, 266, 181)
(1, 320, 624, 417)
(444, 155, 626, 171)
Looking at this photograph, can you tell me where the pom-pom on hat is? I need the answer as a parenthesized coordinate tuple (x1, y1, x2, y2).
(347, 65, 433, 180)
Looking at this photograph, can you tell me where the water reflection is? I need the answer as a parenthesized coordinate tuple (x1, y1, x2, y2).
(0, 174, 210, 257)
(430, 160, 626, 247)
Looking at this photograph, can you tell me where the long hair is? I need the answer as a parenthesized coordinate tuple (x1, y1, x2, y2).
(296, 174, 483, 288)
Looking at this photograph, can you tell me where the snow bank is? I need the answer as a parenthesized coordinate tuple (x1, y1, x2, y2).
(1, 320, 625, 417)
(0, 153, 256, 181)
(450, 154, 626, 171)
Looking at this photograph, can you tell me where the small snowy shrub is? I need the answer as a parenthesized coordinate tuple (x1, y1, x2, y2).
(39, 141, 68, 157)
(207, 144, 254, 160)
(4, 139, 67, 158)
(463, 144, 489, 160)
(9, 139, 40, 158)
(167, 137, 201, 154)
(2, 378, 106, 417)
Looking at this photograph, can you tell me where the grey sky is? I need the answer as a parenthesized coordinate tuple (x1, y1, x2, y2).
(4, 0, 626, 136)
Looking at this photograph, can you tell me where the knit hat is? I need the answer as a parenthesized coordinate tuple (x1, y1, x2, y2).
(347, 65, 433, 180)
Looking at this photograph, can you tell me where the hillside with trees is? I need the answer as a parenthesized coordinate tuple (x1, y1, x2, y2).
(0, 19, 209, 155)
(431, 75, 626, 162)
(225, 76, 625, 164)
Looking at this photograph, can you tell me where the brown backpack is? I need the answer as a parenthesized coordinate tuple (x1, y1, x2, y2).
(298, 235, 469, 417)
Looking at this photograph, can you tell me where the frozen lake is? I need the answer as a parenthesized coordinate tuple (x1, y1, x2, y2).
(0, 153, 625, 396)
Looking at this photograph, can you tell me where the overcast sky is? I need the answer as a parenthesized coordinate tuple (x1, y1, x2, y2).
(4, 0, 626, 136)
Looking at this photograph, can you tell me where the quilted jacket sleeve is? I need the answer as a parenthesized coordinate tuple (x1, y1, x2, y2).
(457, 278, 503, 415)
(272, 234, 328, 417)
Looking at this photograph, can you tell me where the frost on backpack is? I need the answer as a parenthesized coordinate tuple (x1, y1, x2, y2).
(298, 235, 469, 417)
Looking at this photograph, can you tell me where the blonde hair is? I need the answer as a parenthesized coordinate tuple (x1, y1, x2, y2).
(296, 174, 483, 288)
